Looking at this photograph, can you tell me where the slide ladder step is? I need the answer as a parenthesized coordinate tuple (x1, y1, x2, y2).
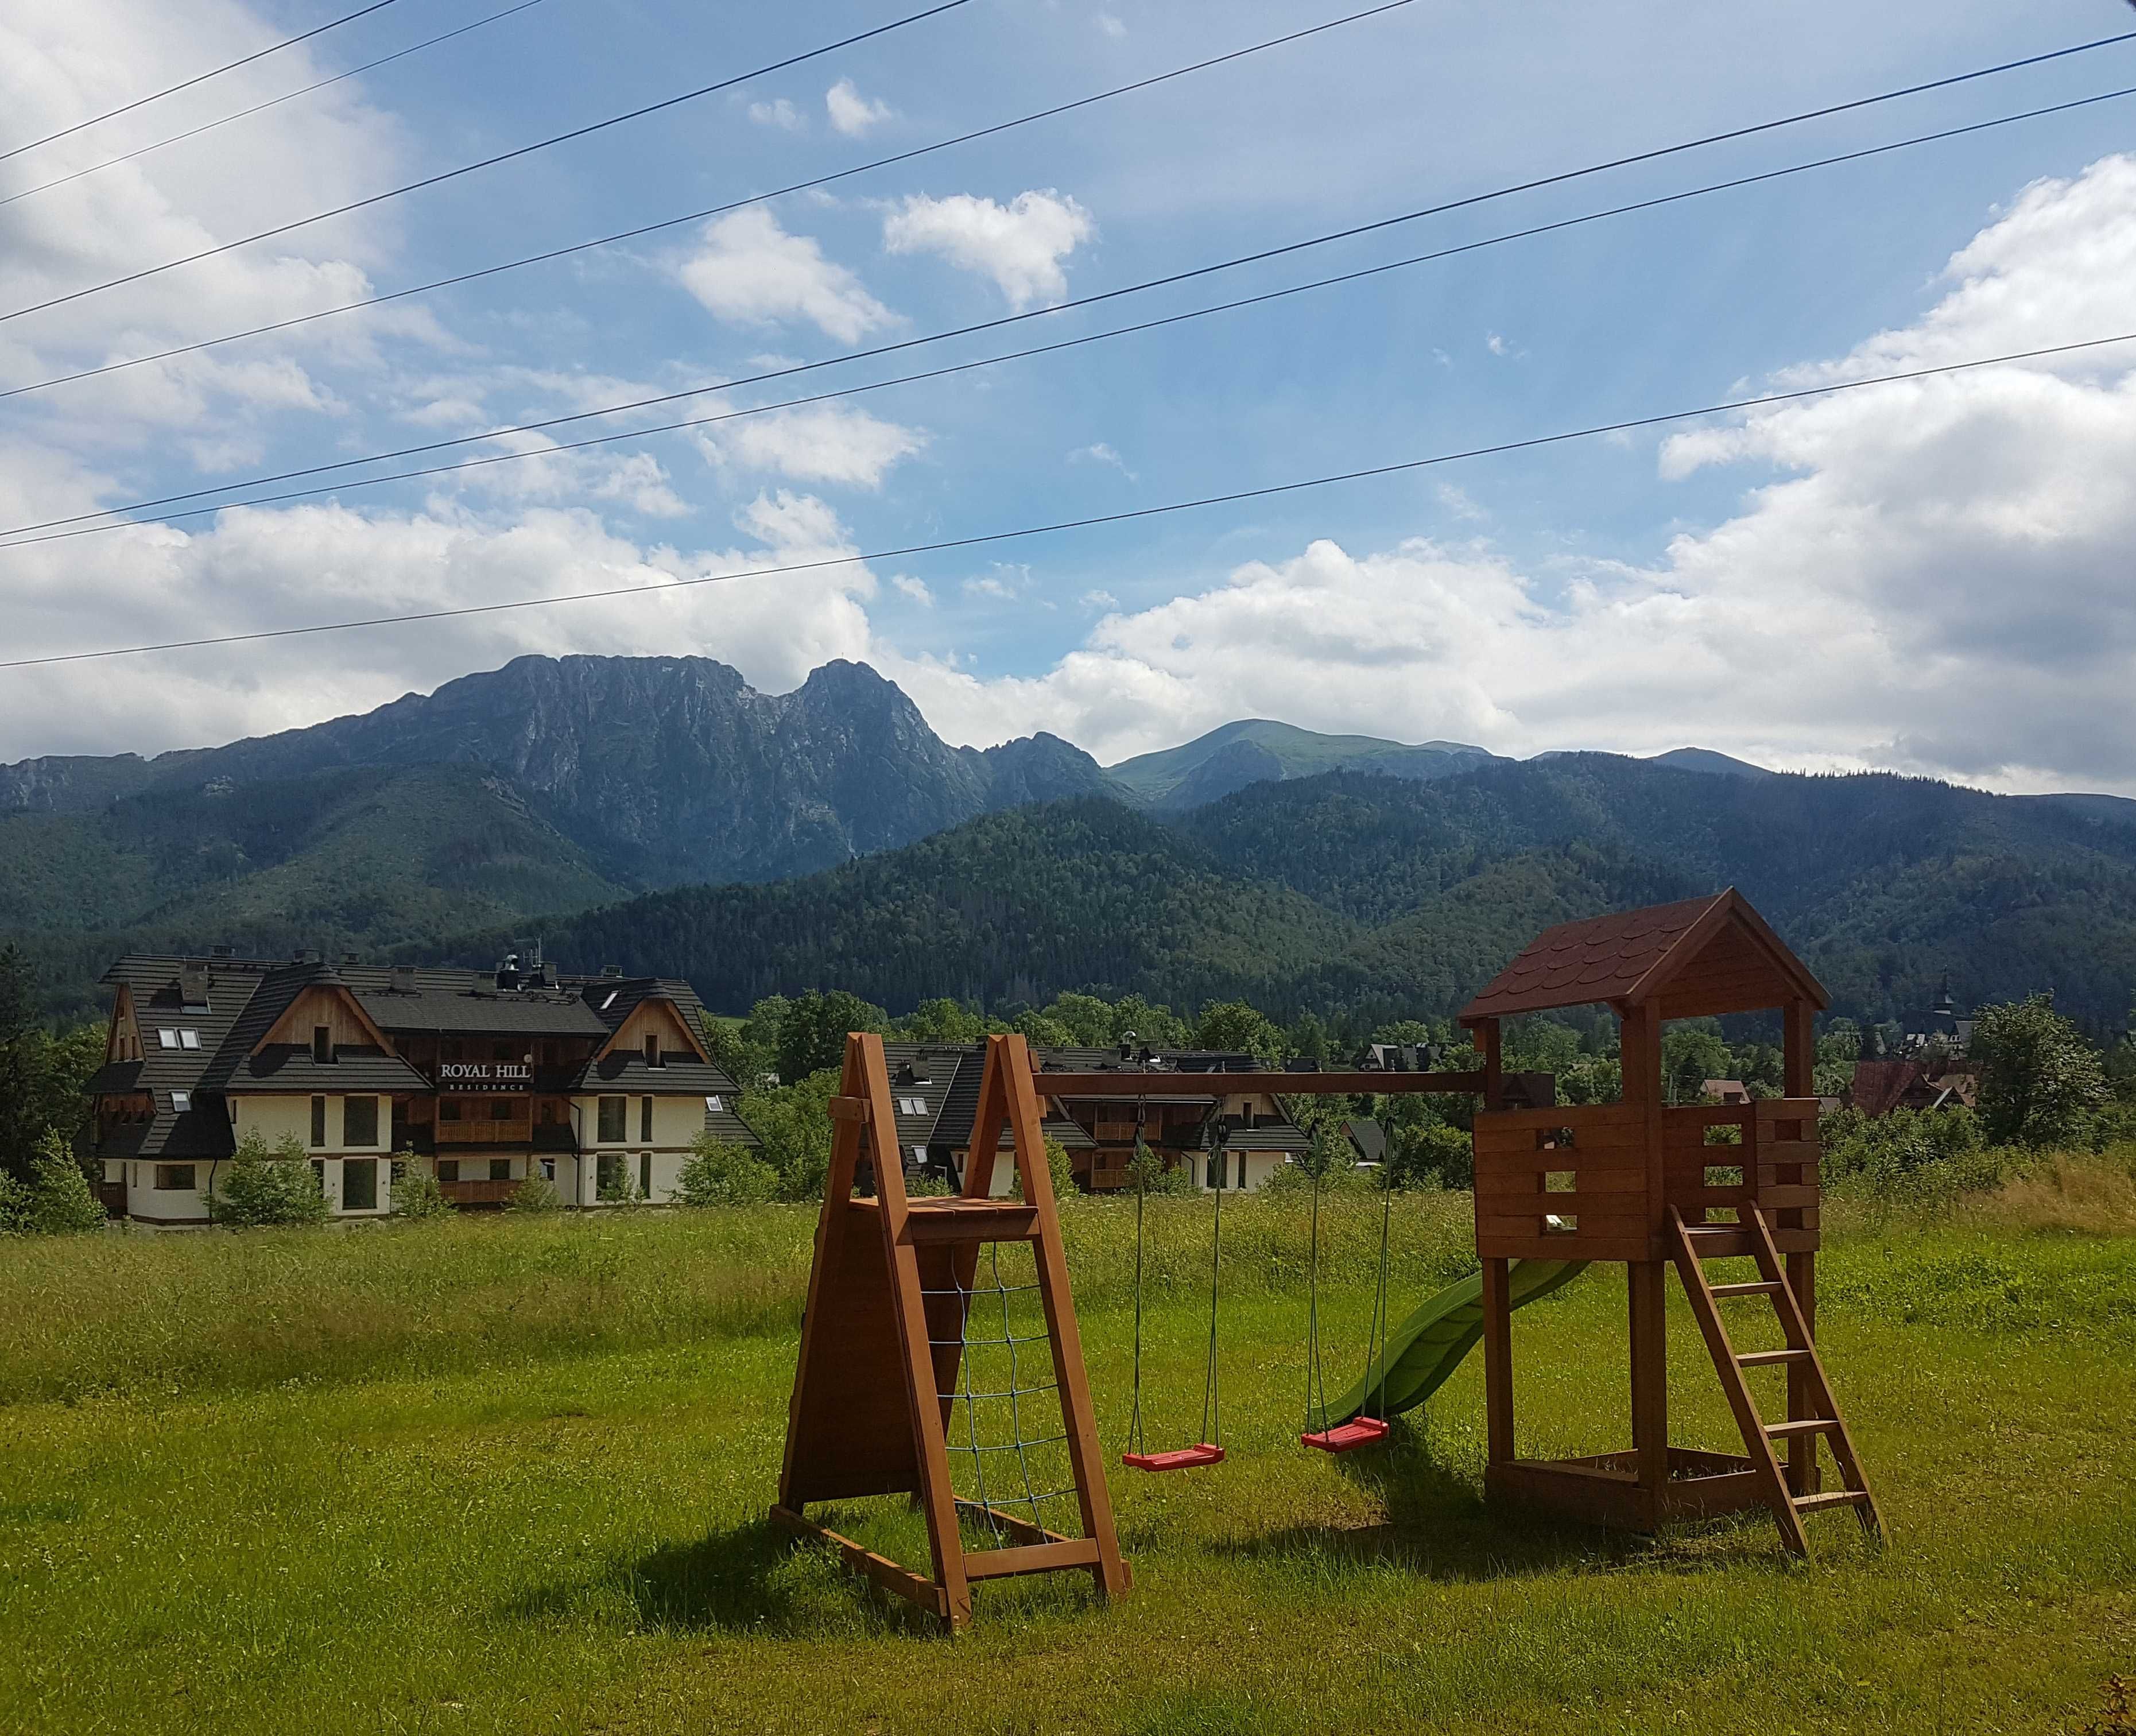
(1709, 1280, 1785, 1297)
(1737, 1348, 1812, 1367)
(1793, 1489, 1874, 1514)
(1766, 1417, 1839, 1439)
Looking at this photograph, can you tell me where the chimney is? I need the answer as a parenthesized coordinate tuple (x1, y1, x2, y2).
(601, 964, 622, 978)
(343, 952, 360, 967)
(496, 954, 521, 991)
(177, 962, 209, 1009)
(211, 943, 234, 960)
(391, 965, 417, 995)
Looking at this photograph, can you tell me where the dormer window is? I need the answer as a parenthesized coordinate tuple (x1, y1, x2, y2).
(157, 1029, 200, 1050)
(158, 1029, 178, 1049)
(312, 1025, 333, 1064)
(898, 1095, 928, 1117)
(171, 1091, 192, 1113)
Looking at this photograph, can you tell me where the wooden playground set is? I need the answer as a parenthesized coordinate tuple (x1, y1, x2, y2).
(771, 890, 1883, 1630)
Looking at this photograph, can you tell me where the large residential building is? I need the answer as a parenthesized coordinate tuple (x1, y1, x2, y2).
(87, 951, 756, 1224)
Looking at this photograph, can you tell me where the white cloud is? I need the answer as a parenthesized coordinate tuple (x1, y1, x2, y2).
(892, 574, 933, 604)
(825, 78, 893, 137)
(697, 402, 926, 489)
(676, 208, 897, 343)
(882, 189, 1095, 311)
(893, 156, 2136, 788)
(1096, 12, 1126, 38)
(1080, 589, 1119, 610)
(1069, 441, 1135, 480)
(748, 98, 805, 131)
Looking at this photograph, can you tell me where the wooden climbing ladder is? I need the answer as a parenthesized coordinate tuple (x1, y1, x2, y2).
(1669, 1204, 1883, 1556)
(772, 1032, 1129, 1631)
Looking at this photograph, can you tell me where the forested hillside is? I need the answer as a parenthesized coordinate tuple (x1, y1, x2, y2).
(444, 760, 2136, 1028)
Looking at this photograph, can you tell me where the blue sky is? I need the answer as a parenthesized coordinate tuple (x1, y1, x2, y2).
(4, 0, 2136, 789)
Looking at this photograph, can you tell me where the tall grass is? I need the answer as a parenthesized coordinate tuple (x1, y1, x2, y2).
(1, 1153, 2127, 1407)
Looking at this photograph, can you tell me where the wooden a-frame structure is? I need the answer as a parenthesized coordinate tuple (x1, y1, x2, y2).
(771, 1032, 1129, 1631)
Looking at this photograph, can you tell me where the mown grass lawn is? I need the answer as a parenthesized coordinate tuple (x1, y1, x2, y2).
(1, 1175, 2131, 1735)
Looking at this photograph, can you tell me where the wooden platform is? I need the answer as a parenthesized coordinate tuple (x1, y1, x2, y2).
(1486, 1448, 1766, 1529)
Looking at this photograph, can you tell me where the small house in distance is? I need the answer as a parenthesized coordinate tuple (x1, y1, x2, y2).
(86, 951, 756, 1224)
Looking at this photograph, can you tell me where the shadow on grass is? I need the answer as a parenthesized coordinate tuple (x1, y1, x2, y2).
(510, 1516, 947, 1640)
(1207, 1417, 1776, 1583)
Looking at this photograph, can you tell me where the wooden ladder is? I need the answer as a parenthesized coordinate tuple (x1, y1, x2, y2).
(1668, 1204, 1883, 1556)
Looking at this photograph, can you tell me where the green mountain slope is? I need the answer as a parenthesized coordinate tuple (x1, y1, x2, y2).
(443, 799, 1359, 1016)
(1106, 719, 1498, 811)
(6, 765, 626, 1019)
(435, 760, 2136, 1027)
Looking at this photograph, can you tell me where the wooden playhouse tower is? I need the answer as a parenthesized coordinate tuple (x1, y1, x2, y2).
(1460, 889, 1881, 1551)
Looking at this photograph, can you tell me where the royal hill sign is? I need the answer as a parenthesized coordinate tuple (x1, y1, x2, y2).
(436, 1061, 533, 1090)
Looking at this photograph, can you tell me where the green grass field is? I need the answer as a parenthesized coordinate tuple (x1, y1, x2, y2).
(2, 1168, 2131, 1735)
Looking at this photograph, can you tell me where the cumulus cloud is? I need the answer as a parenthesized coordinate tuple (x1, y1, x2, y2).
(825, 78, 893, 137)
(748, 98, 805, 131)
(894, 156, 2136, 789)
(882, 189, 1095, 310)
(1069, 441, 1135, 480)
(697, 402, 926, 489)
(676, 208, 896, 343)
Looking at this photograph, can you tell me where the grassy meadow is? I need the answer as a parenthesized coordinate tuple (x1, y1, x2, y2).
(1, 1164, 2132, 1735)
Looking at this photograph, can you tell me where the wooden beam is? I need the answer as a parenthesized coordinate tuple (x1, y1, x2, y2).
(769, 1506, 950, 1620)
(961, 1538, 1104, 1581)
(1480, 1257, 1514, 1466)
(1027, 1069, 1486, 1098)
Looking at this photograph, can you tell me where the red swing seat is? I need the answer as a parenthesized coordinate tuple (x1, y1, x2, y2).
(1122, 1443, 1226, 1473)
(1300, 1416, 1390, 1455)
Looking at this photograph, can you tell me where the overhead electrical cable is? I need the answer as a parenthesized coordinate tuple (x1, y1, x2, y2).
(0, 0, 1427, 399)
(5, 328, 2133, 669)
(0, 0, 559, 211)
(1, 0, 403, 165)
(0, 0, 979, 327)
(10, 76, 2131, 544)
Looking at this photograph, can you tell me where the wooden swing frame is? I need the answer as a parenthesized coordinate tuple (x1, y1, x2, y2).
(772, 1032, 1129, 1632)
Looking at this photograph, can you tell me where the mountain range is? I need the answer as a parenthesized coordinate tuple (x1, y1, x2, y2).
(7, 652, 2135, 1028)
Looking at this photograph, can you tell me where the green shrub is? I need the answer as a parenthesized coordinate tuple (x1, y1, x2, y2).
(390, 1164, 455, 1220)
(673, 1138, 781, 1207)
(507, 1175, 563, 1212)
(1974, 993, 2107, 1148)
(26, 1133, 105, 1235)
(211, 1134, 329, 1227)
(0, 1169, 29, 1234)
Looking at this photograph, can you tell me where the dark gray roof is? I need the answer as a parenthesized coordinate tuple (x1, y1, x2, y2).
(569, 1053, 737, 1095)
(701, 1090, 761, 1149)
(1344, 1118, 1389, 1165)
(94, 956, 281, 1156)
(1219, 1118, 1311, 1154)
(224, 1044, 430, 1095)
(359, 985, 608, 1035)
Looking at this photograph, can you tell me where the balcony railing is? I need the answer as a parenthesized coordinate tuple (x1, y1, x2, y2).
(437, 1178, 521, 1206)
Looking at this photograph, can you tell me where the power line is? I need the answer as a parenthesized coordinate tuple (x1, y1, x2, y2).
(1, 1, 402, 165)
(0, 0, 1426, 401)
(0, 0, 978, 326)
(6, 330, 2131, 670)
(11, 68, 2132, 544)
(0, 0, 559, 212)
(9, 84, 2129, 549)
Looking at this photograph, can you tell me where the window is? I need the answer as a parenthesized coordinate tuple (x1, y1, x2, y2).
(911, 1145, 928, 1166)
(438, 1098, 463, 1122)
(437, 1160, 460, 1183)
(596, 1153, 626, 1201)
(154, 1163, 196, 1191)
(312, 1026, 332, 1064)
(639, 1151, 652, 1198)
(309, 1095, 327, 1148)
(342, 1095, 378, 1148)
(158, 1029, 180, 1049)
(489, 1157, 512, 1183)
(539, 1158, 556, 1182)
(899, 1095, 928, 1116)
(645, 1032, 662, 1067)
(171, 1091, 192, 1113)
(342, 1157, 378, 1211)
(179, 1029, 200, 1050)
(490, 1098, 513, 1122)
(598, 1096, 626, 1142)
(600, 990, 619, 1011)
(640, 1096, 653, 1142)
(705, 1094, 724, 1114)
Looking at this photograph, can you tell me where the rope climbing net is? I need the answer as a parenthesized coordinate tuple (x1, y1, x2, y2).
(926, 1240, 1082, 1547)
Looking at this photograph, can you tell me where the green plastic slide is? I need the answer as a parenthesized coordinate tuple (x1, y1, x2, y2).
(1329, 1258, 1590, 1424)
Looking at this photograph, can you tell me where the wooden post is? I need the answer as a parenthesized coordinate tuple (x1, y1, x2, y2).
(1781, 997, 1819, 1494)
(1478, 1018, 1503, 1110)
(1480, 1256, 1514, 1466)
(1621, 1001, 1669, 1498)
